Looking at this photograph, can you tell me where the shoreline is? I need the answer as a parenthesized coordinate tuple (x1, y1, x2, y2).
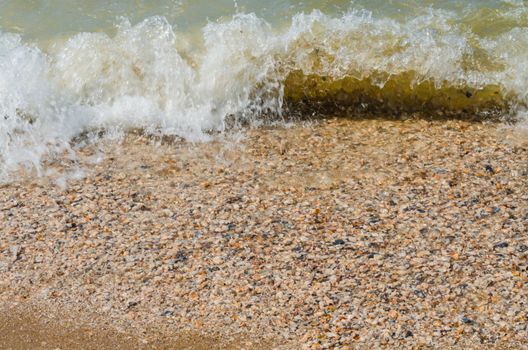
(1, 117, 527, 349)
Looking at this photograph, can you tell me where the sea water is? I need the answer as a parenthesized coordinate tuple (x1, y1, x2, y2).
(0, 0, 527, 179)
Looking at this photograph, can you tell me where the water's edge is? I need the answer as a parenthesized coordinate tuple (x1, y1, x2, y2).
(1, 2, 527, 179)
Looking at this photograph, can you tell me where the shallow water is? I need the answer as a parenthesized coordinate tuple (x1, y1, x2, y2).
(1, 1, 526, 40)
(0, 0, 527, 179)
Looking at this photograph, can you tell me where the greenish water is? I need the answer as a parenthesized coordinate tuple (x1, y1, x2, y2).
(0, 0, 348, 40)
(1, 0, 526, 41)
(0, 1, 527, 180)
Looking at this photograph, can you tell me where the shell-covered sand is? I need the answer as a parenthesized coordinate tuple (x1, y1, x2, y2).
(1, 117, 527, 349)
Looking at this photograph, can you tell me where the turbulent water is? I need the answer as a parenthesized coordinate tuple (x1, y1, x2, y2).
(0, 0, 527, 179)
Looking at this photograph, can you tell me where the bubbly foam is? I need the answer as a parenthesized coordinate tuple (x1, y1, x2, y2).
(0, 4, 527, 180)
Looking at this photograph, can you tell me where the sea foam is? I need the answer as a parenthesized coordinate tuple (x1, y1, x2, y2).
(1, 7, 527, 180)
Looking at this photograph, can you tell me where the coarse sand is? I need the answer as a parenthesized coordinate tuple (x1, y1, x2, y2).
(1, 117, 527, 349)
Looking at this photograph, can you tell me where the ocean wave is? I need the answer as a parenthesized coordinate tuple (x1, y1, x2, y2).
(1, 7, 527, 179)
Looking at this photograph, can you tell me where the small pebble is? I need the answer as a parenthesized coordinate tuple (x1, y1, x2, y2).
(494, 242, 509, 249)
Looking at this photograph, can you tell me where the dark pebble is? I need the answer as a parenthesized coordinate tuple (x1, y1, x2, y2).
(292, 246, 303, 253)
(414, 290, 426, 298)
(405, 330, 413, 338)
(461, 316, 474, 325)
(484, 164, 494, 173)
(175, 251, 188, 263)
(368, 216, 380, 224)
(494, 242, 509, 249)
(127, 301, 139, 309)
(161, 309, 174, 317)
(281, 220, 293, 229)
(333, 239, 346, 245)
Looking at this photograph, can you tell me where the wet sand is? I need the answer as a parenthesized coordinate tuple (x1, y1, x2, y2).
(1, 117, 527, 349)
(0, 304, 238, 350)
(0, 306, 146, 350)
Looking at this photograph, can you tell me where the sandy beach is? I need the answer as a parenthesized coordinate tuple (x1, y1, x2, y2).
(1, 117, 527, 349)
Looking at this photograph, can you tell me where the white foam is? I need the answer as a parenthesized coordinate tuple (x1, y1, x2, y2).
(0, 8, 527, 181)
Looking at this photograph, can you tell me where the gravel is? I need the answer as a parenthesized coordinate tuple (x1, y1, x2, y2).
(1, 117, 527, 349)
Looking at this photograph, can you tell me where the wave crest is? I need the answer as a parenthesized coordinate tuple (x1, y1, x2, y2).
(1, 7, 527, 179)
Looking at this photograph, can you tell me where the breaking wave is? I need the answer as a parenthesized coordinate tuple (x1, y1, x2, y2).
(1, 5, 527, 179)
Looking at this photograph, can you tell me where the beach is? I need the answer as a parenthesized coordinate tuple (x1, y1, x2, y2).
(1, 117, 527, 349)
(1, 0, 528, 348)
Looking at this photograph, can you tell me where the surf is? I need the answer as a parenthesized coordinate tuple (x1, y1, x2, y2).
(0, 1, 527, 180)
